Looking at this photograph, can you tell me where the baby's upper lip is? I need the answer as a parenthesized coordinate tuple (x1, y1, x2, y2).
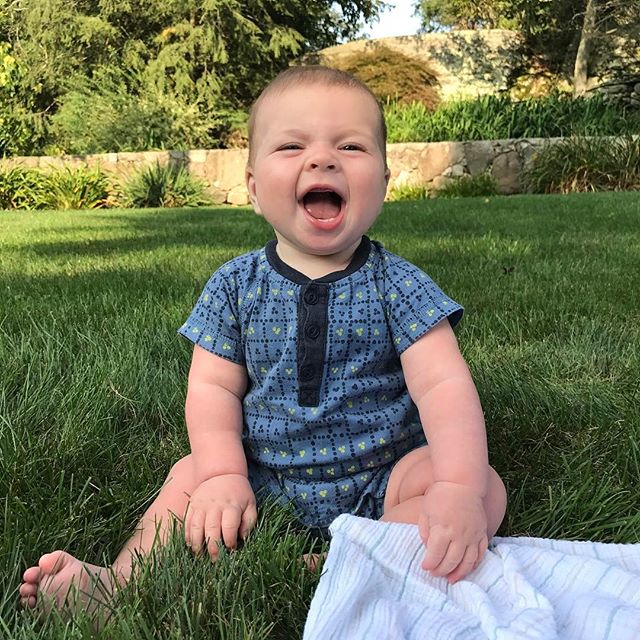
(299, 183, 346, 202)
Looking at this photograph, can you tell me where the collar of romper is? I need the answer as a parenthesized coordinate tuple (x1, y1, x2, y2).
(265, 236, 371, 285)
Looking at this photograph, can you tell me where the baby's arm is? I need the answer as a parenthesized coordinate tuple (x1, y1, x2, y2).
(400, 319, 489, 581)
(183, 344, 256, 559)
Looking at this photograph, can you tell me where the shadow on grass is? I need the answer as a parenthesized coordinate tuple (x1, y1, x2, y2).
(23, 207, 273, 259)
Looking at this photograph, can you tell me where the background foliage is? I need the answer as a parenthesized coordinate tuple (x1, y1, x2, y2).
(415, 0, 640, 90)
(0, 0, 382, 156)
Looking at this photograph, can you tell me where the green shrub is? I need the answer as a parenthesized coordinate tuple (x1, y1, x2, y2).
(0, 165, 48, 209)
(124, 161, 211, 208)
(435, 173, 499, 198)
(50, 70, 238, 154)
(385, 93, 640, 143)
(327, 45, 440, 109)
(387, 182, 429, 201)
(522, 136, 640, 194)
(40, 167, 112, 210)
(0, 165, 114, 210)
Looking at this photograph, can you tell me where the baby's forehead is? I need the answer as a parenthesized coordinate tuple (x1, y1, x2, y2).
(261, 81, 375, 110)
(254, 81, 382, 132)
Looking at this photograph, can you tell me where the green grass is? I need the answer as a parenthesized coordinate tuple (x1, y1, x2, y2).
(2, 193, 640, 637)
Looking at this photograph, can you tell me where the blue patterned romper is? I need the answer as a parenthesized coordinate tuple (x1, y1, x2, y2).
(178, 236, 463, 534)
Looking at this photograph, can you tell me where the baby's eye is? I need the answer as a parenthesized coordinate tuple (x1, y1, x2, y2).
(340, 144, 365, 152)
(278, 143, 302, 151)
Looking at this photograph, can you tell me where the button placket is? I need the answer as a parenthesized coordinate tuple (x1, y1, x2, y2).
(297, 282, 329, 407)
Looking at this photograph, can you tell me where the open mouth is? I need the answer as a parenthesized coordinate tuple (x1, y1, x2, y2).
(302, 189, 344, 222)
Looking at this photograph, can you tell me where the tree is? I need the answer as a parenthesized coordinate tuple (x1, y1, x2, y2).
(0, 0, 384, 154)
(415, 0, 640, 92)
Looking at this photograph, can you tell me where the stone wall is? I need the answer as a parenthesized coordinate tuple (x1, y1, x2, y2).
(312, 30, 525, 102)
(1, 137, 567, 204)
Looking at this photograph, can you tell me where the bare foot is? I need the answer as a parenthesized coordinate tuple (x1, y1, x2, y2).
(303, 552, 327, 572)
(19, 551, 123, 621)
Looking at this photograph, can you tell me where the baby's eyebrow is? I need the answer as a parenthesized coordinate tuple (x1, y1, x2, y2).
(275, 128, 373, 142)
(278, 129, 309, 139)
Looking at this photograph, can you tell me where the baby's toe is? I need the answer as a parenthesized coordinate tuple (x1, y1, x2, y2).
(38, 550, 69, 575)
(19, 582, 38, 598)
(22, 566, 41, 584)
(20, 594, 37, 609)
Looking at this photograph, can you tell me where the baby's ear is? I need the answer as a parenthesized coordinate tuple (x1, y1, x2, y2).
(245, 165, 262, 215)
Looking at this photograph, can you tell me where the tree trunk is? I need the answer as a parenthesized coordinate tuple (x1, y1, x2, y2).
(574, 0, 598, 96)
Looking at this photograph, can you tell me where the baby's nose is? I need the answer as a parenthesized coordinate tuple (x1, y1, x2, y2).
(309, 160, 336, 170)
(306, 150, 338, 171)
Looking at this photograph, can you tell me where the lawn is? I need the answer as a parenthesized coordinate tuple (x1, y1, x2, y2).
(1, 192, 639, 638)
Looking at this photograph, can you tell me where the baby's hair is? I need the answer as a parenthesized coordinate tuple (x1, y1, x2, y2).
(247, 65, 387, 166)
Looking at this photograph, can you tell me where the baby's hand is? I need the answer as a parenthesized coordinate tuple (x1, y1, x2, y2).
(418, 481, 488, 584)
(184, 474, 257, 561)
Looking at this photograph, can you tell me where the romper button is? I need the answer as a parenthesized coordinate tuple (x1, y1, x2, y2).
(304, 288, 319, 305)
(306, 324, 320, 339)
(300, 390, 314, 404)
(300, 365, 315, 381)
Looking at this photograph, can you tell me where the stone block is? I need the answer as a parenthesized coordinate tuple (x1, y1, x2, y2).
(204, 186, 227, 205)
(432, 175, 452, 190)
(186, 149, 208, 163)
(515, 140, 539, 168)
(492, 151, 521, 194)
(169, 150, 187, 164)
(198, 149, 248, 194)
(39, 156, 73, 170)
(417, 141, 465, 181)
(6, 156, 39, 169)
(226, 185, 250, 206)
(465, 141, 493, 175)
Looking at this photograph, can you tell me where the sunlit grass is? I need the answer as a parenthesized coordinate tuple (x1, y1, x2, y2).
(1, 192, 639, 637)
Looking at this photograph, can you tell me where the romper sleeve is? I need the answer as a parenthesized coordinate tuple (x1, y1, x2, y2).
(382, 254, 464, 355)
(177, 268, 245, 365)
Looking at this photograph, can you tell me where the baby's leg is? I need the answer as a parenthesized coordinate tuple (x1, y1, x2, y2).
(19, 454, 198, 618)
(380, 445, 506, 536)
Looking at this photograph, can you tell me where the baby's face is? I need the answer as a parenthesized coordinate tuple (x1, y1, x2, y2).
(246, 83, 390, 267)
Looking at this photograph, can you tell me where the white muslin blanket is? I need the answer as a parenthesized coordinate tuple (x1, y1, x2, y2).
(303, 514, 640, 640)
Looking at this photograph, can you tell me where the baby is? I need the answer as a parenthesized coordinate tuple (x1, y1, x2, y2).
(20, 65, 507, 616)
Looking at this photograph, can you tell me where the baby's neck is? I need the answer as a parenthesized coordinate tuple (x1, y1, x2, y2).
(275, 241, 360, 280)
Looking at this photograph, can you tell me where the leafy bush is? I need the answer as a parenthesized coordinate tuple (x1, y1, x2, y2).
(0, 165, 48, 209)
(522, 136, 640, 194)
(124, 162, 211, 208)
(40, 167, 112, 209)
(435, 173, 499, 198)
(385, 93, 640, 143)
(387, 182, 429, 201)
(327, 45, 440, 109)
(0, 165, 112, 210)
(50, 70, 240, 155)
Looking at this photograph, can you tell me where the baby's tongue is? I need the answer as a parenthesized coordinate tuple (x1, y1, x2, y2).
(303, 191, 341, 220)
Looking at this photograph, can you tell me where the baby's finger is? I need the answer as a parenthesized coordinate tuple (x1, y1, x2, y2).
(221, 505, 242, 550)
(446, 544, 479, 584)
(188, 508, 206, 553)
(239, 503, 258, 540)
(204, 508, 223, 559)
(473, 537, 489, 571)
(421, 531, 450, 572)
(431, 540, 466, 578)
